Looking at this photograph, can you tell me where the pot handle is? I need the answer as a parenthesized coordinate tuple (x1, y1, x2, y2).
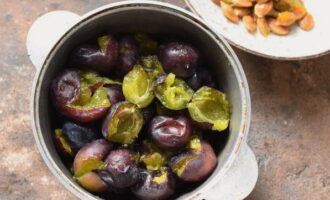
(199, 142, 258, 200)
(26, 11, 80, 71)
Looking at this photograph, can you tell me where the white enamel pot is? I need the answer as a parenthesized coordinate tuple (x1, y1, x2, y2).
(27, 1, 258, 200)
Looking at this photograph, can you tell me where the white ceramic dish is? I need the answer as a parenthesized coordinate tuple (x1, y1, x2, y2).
(186, 0, 330, 60)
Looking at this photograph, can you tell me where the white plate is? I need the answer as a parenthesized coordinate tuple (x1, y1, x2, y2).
(185, 0, 330, 60)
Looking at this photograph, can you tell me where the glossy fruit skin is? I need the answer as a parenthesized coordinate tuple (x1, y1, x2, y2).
(159, 42, 200, 78)
(69, 35, 118, 73)
(149, 116, 192, 150)
(51, 69, 80, 105)
(187, 68, 217, 91)
(117, 35, 139, 77)
(131, 168, 175, 200)
(62, 121, 100, 152)
(105, 84, 125, 105)
(169, 140, 217, 182)
(51, 70, 111, 122)
(102, 101, 144, 144)
(100, 149, 139, 188)
(73, 139, 112, 193)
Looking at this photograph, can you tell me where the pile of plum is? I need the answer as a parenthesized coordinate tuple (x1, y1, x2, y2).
(51, 33, 230, 200)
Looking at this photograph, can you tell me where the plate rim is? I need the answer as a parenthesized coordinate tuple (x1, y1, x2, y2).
(185, 0, 330, 60)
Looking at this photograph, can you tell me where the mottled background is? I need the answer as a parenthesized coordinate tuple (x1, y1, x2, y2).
(0, 0, 329, 200)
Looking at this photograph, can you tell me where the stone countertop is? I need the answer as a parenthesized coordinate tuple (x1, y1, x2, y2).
(0, 0, 329, 199)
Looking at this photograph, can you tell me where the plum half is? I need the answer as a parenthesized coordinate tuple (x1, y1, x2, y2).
(169, 139, 217, 182)
(187, 86, 230, 131)
(73, 139, 112, 193)
(98, 149, 139, 189)
(70, 35, 118, 73)
(131, 168, 175, 200)
(149, 115, 192, 151)
(155, 73, 194, 110)
(102, 101, 144, 144)
(51, 70, 119, 122)
(123, 65, 155, 108)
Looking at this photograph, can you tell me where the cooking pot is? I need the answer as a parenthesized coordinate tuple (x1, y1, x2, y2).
(27, 1, 258, 199)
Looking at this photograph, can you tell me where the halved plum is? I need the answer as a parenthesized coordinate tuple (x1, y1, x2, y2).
(53, 129, 74, 157)
(131, 168, 175, 200)
(169, 139, 217, 182)
(99, 149, 139, 189)
(123, 65, 155, 108)
(51, 70, 119, 122)
(187, 86, 230, 131)
(102, 101, 144, 144)
(69, 35, 118, 73)
(140, 140, 170, 171)
(73, 139, 112, 193)
(155, 73, 194, 110)
(149, 115, 192, 151)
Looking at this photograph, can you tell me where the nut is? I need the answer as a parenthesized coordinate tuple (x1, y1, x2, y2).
(220, 1, 240, 23)
(243, 15, 257, 33)
(298, 13, 314, 31)
(268, 18, 290, 35)
(254, 1, 273, 18)
(257, 17, 270, 37)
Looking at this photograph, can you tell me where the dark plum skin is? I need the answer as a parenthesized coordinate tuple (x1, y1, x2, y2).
(62, 121, 100, 152)
(51, 69, 80, 105)
(187, 68, 217, 91)
(105, 84, 125, 105)
(51, 69, 110, 122)
(73, 139, 112, 193)
(192, 120, 213, 131)
(59, 105, 109, 123)
(159, 42, 200, 78)
(117, 35, 139, 77)
(169, 140, 217, 182)
(149, 116, 192, 150)
(99, 149, 138, 188)
(142, 102, 156, 125)
(131, 169, 175, 200)
(70, 35, 118, 73)
(102, 101, 143, 144)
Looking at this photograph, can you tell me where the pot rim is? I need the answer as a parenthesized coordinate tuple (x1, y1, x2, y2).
(30, 1, 251, 199)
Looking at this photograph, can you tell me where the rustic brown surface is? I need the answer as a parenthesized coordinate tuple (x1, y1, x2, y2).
(0, 0, 329, 200)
